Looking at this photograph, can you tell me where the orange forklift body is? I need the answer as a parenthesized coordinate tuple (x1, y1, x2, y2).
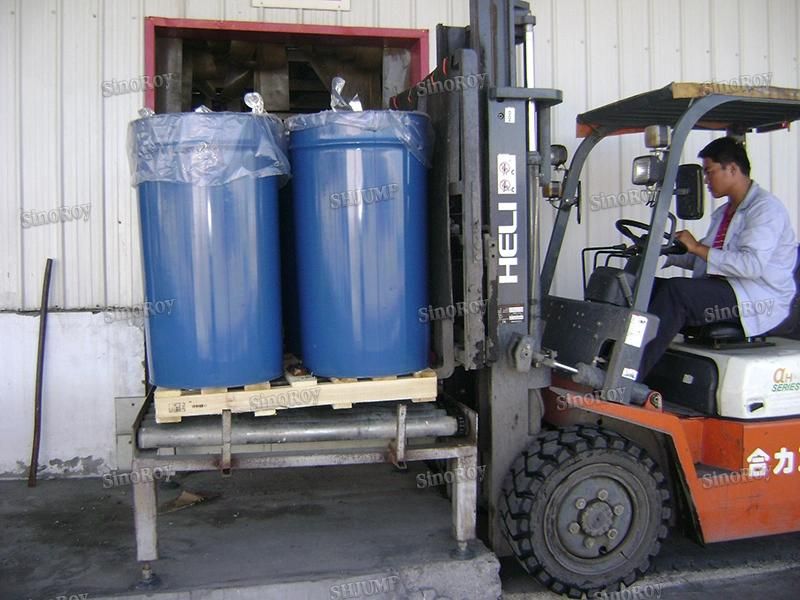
(543, 385, 800, 543)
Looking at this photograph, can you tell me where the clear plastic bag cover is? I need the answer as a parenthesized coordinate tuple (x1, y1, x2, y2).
(128, 112, 290, 187)
(285, 110, 434, 168)
(330, 76, 362, 112)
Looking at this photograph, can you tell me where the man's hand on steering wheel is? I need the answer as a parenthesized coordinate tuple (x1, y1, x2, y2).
(675, 230, 699, 254)
(615, 217, 687, 256)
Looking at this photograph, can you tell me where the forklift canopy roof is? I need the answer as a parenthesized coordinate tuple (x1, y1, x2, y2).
(576, 82, 800, 138)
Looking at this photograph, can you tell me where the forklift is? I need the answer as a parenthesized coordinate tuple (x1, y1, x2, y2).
(393, 0, 800, 596)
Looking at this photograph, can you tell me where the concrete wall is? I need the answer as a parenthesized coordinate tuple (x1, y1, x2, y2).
(0, 313, 144, 478)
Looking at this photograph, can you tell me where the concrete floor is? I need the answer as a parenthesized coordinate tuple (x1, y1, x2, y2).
(4, 463, 800, 600)
(0, 464, 500, 600)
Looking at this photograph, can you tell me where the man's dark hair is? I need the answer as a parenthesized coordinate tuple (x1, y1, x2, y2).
(698, 136, 751, 176)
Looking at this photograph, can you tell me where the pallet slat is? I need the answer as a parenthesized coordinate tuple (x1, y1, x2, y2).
(154, 369, 437, 424)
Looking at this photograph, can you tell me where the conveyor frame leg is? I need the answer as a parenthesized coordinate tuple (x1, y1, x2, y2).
(133, 462, 159, 562)
(450, 452, 477, 559)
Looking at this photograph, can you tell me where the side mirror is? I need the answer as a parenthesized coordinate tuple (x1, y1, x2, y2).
(675, 164, 705, 220)
(550, 145, 568, 168)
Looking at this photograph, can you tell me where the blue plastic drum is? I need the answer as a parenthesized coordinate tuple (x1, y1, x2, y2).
(286, 110, 433, 377)
(128, 112, 290, 388)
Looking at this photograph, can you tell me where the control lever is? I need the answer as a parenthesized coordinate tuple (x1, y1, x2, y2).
(532, 350, 579, 374)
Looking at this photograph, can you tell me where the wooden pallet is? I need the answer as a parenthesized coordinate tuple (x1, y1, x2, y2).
(154, 368, 437, 424)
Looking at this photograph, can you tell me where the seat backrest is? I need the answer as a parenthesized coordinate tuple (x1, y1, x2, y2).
(771, 244, 800, 339)
(585, 266, 636, 307)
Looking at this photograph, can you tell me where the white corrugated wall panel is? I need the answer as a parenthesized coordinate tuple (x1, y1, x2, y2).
(187, 0, 223, 20)
(377, 0, 411, 27)
(767, 0, 800, 231)
(548, 0, 589, 298)
(0, 1, 21, 309)
(617, 0, 653, 231)
(102, 0, 145, 310)
(583, 0, 622, 273)
(224, 0, 264, 21)
(413, 0, 449, 68)
(340, 0, 376, 26)
(62, 0, 105, 309)
(19, 0, 63, 309)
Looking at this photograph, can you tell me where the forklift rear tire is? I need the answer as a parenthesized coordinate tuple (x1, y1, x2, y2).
(499, 425, 670, 598)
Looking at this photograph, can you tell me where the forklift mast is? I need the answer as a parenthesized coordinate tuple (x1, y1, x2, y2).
(393, 0, 563, 550)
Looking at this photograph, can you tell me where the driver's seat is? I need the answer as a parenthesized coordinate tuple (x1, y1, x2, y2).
(585, 257, 642, 307)
(682, 244, 800, 345)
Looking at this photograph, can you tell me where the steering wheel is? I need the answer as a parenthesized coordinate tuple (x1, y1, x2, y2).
(615, 218, 687, 256)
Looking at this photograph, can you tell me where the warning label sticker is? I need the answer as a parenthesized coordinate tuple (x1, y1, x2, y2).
(497, 153, 517, 195)
(499, 304, 525, 323)
(624, 314, 649, 348)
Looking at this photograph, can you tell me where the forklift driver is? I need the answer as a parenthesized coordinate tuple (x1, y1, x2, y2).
(639, 136, 797, 380)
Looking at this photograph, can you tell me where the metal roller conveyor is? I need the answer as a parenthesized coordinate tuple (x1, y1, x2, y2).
(137, 401, 463, 449)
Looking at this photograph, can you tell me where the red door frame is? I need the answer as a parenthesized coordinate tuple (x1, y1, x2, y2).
(144, 17, 429, 109)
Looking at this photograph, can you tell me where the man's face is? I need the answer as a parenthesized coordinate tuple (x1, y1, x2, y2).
(702, 157, 734, 198)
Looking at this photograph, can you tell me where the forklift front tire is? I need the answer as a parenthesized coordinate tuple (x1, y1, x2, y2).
(499, 425, 671, 598)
